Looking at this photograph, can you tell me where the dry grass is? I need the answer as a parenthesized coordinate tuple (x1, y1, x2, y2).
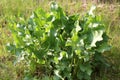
(0, 0, 120, 79)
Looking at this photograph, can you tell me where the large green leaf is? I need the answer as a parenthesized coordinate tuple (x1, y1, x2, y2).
(90, 30, 103, 47)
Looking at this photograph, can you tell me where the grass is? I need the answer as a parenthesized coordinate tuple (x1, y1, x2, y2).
(0, 0, 120, 80)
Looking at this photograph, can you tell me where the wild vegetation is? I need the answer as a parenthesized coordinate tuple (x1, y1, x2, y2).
(0, 0, 120, 80)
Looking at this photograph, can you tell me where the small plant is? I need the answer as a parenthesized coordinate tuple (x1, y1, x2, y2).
(7, 2, 110, 80)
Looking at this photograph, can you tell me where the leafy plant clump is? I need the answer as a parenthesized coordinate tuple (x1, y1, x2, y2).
(7, 2, 111, 80)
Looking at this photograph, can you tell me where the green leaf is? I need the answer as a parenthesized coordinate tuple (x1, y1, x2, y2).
(90, 30, 103, 47)
(54, 57, 59, 64)
(6, 43, 16, 53)
(65, 38, 72, 46)
(97, 42, 111, 53)
(75, 49, 81, 56)
(42, 76, 50, 80)
(86, 65, 92, 76)
(80, 64, 86, 72)
(54, 70, 63, 79)
(50, 2, 58, 11)
(89, 5, 96, 16)
(58, 51, 68, 60)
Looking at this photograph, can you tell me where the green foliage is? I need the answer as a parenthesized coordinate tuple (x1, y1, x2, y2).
(7, 2, 110, 80)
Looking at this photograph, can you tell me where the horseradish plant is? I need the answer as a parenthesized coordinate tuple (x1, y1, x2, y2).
(7, 2, 110, 80)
